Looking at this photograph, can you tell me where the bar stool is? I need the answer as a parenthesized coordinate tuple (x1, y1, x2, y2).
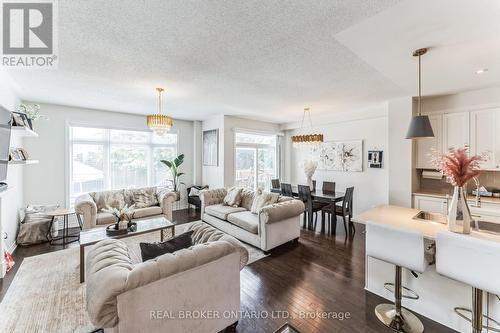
(366, 221, 426, 333)
(436, 231, 500, 333)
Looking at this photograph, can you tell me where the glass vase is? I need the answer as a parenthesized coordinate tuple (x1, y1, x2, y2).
(447, 186, 471, 234)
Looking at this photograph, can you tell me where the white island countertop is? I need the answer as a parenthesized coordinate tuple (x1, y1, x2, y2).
(353, 205, 500, 242)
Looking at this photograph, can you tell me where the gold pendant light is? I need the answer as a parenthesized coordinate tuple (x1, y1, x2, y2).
(147, 87, 173, 135)
(291, 107, 324, 147)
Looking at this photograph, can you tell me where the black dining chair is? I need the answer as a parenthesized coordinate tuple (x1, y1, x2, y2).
(322, 187, 355, 235)
(322, 181, 336, 193)
(297, 185, 325, 231)
(281, 183, 294, 197)
(271, 179, 280, 190)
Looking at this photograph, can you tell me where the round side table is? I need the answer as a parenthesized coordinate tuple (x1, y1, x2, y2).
(47, 209, 83, 247)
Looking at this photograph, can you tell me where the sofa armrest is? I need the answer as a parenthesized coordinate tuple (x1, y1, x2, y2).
(259, 199, 305, 224)
(157, 188, 176, 220)
(200, 188, 227, 214)
(187, 221, 249, 269)
(86, 239, 133, 328)
(75, 193, 97, 229)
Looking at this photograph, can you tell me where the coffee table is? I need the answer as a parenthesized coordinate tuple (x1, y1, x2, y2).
(79, 217, 175, 283)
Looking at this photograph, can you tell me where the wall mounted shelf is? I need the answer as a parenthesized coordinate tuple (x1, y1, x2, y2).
(10, 126, 38, 138)
(8, 160, 39, 165)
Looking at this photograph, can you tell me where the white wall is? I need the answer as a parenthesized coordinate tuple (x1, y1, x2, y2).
(422, 86, 500, 113)
(283, 105, 389, 214)
(0, 71, 22, 269)
(23, 102, 198, 208)
(387, 97, 413, 207)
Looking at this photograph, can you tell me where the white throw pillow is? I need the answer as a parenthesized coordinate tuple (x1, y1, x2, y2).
(251, 188, 280, 214)
(223, 187, 243, 207)
(188, 187, 200, 197)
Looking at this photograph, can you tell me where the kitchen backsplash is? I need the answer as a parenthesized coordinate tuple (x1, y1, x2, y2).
(419, 170, 500, 194)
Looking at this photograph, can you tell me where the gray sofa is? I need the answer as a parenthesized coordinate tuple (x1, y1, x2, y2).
(86, 221, 248, 333)
(200, 188, 304, 252)
(75, 187, 176, 229)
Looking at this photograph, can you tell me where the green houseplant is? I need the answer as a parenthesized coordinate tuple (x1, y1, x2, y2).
(161, 154, 185, 201)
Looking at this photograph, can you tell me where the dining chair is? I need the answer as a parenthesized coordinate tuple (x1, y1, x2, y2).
(322, 187, 355, 235)
(297, 185, 325, 231)
(280, 183, 294, 197)
(322, 181, 336, 193)
(271, 179, 280, 189)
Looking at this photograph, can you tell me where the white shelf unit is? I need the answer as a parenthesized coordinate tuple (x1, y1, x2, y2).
(8, 160, 39, 165)
(10, 126, 38, 138)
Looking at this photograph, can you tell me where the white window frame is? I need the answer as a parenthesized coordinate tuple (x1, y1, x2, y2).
(234, 130, 279, 191)
(66, 122, 179, 207)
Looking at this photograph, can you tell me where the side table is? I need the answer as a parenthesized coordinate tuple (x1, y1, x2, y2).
(47, 209, 83, 247)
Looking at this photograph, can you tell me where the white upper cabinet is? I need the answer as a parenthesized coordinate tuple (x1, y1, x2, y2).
(416, 114, 442, 169)
(470, 109, 500, 170)
(443, 112, 470, 151)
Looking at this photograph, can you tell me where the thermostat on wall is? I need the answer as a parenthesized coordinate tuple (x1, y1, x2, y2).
(367, 150, 383, 168)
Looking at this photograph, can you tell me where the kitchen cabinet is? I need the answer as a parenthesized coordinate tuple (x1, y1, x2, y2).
(470, 109, 500, 170)
(416, 114, 442, 169)
(443, 112, 470, 151)
(414, 195, 448, 214)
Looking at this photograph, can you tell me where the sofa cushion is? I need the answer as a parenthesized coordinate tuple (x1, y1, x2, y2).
(227, 211, 259, 234)
(139, 231, 194, 261)
(91, 190, 126, 212)
(132, 206, 162, 219)
(96, 212, 118, 225)
(240, 188, 255, 210)
(131, 187, 159, 208)
(250, 189, 279, 214)
(223, 187, 243, 207)
(205, 204, 246, 220)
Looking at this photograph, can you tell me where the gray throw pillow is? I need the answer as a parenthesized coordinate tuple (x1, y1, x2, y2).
(133, 187, 159, 208)
(139, 231, 194, 261)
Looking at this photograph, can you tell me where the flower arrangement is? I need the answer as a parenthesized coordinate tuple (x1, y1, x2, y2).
(431, 148, 483, 187)
(101, 205, 135, 222)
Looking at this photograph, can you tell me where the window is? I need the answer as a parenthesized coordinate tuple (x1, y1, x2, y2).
(234, 131, 277, 190)
(69, 126, 177, 205)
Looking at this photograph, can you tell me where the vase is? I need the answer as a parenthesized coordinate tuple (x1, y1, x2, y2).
(303, 160, 318, 191)
(447, 186, 471, 234)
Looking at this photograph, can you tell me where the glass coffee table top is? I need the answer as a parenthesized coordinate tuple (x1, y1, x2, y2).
(80, 217, 175, 246)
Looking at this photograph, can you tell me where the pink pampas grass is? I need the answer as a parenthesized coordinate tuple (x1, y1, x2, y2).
(432, 148, 483, 187)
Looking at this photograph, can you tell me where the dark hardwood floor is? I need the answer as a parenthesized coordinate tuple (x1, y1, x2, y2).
(0, 208, 456, 333)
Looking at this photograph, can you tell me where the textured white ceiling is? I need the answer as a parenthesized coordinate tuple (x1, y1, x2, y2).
(335, 0, 500, 98)
(5, 0, 403, 122)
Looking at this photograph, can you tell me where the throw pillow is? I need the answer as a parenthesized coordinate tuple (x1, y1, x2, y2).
(92, 190, 126, 212)
(223, 187, 243, 207)
(139, 230, 194, 261)
(250, 188, 280, 214)
(133, 187, 159, 209)
(188, 187, 200, 197)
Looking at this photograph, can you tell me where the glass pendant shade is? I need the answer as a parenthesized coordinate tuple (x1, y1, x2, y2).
(405, 115, 434, 139)
(147, 87, 173, 135)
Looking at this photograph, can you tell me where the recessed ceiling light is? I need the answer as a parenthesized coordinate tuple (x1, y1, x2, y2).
(475, 68, 488, 74)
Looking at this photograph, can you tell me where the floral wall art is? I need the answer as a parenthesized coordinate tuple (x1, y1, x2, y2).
(315, 140, 363, 172)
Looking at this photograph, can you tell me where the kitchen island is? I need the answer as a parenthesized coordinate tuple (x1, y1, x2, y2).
(353, 205, 500, 333)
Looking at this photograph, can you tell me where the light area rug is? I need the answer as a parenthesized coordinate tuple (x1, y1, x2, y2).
(0, 221, 267, 333)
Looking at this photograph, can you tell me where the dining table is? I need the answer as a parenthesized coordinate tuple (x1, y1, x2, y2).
(271, 186, 345, 232)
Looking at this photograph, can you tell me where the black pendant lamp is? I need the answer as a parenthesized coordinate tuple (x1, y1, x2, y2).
(405, 48, 434, 139)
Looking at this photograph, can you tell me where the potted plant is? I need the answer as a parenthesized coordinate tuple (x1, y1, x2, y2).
(102, 205, 135, 232)
(432, 148, 483, 234)
(161, 154, 185, 201)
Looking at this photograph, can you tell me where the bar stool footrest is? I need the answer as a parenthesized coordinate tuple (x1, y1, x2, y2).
(454, 307, 500, 332)
(384, 283, 420, 300)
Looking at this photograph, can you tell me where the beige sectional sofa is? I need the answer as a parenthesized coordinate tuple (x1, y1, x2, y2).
(86, 222, 248, 333)
(200, 188, 305, 252)
(75, 187, 176, 229)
